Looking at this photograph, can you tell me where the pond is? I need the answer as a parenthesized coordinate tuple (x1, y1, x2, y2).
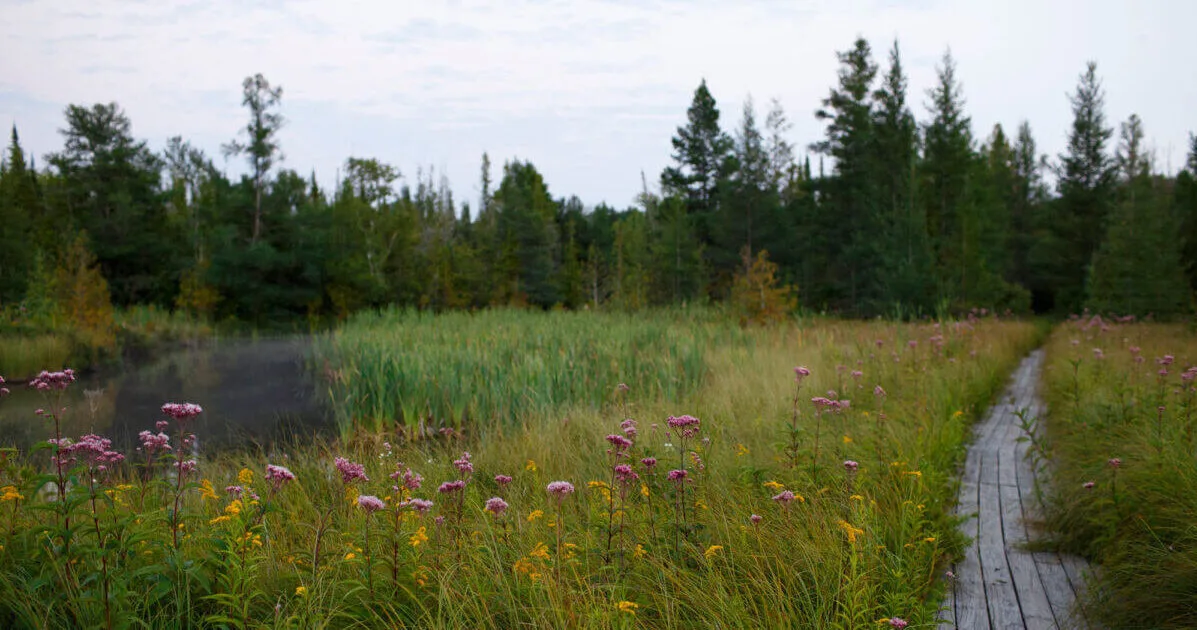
(0, 336, 334, 453)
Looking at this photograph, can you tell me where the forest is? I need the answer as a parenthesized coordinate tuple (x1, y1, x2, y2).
(1, 37, 1194, 330)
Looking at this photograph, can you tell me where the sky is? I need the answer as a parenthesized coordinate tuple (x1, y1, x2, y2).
(1, 0, 1195, 210)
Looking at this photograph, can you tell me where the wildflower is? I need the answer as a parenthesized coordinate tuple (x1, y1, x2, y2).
(344, 552, 356, 560)
(409, 526, 429, 547)
(640, 457, 657, 469)
(453, 451, 474, 475)
(161, 402, 203, 422)
(850, 494, 864, 501)
(844, 460, 859, 472)
(494, 474, 513, 487)
(1083, 481, 1095, 489)
(614, 464, 639, 484)
(334, 457, 369, 484)
(357, 495, 386, 513)
(485, 497, 508, 517)
(704, 544, 723, 559)
(1108, 458, 1122, 469)
(904, 470, 922, 478)
(266, 464, 296, 490)
(736, 443, 749, 456)
(546, 481, 575, 498)
(874, 385, 886, 398)
(836, 520, 864, 543)
(0, 486, 23, 502)
(617, 601, 639, 615)
(750, 514, 762, 524)
(620, 418, 638, 437)
(1093, 348, 1104, 360)
(633, 544, 647, 558)
(199, 479, 218, 500)
(842, 435, 853, 444)
(617, 383, 630, 392)
(525, 459, 537, 471)
(138, 430, 171, 454)
(924, 537, 936, 543)
(888, 618, 908, 629)
(29, 369, 76, 391)
(528, 541, 551, 561)
(763, 480, 785, 491)
(606, 434, 633, 451)
(851, 370, 863, 379)
(295, 586, 307, 596)
(438, 480, 466, 494)
(403, 498, 434, 513)
(773, 490, 796, 505)
(176, 459, 197, 474)
(526, 509, 544, 522)
(640, 483, 649, 497)
(666, 469, 687, 482)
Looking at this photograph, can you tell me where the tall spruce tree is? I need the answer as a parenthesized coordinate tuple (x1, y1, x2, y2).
(1088, 114, 1190, 316)
(1178, 134, 1197, 292)
(1053, 61, 1116, 313)
(661, 80, 734, 256)
(812, 37, 880, 313)
(0, 127, 37, 303)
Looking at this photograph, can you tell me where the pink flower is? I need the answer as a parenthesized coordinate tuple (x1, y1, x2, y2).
(334, 457, 369, 484)
(494, 474, 512, 486)
(620, 418, 638, 438)
(390, 467, 422, 491)
(666, 469, 687, 483)
(666, 415, 700, 429)
(1159, 355, 1175, 366)
(1083, 481, 1095, 489)
(750, 514, 762, 524)
(1129, 346, 1141, 354)
(485, 497, 508, 516)
(156, 420, 169, 432)
(616, 383, 630, 392)
(640, 457, 657, 469)
(606, 434, 633, 450)
(851, 370, 863, 379)
(772, 490, 795, 505)
(357, 495, 385, 513)
(0, 387, 7, 397)
(889, 617, 908, 628)
(874, 385, 886, 398)
(29, 369, 76, 391)
(161, 402, 203, 422)
(1093, 348, 1104, 360)
(1108, 458, 1122, 468)
(614, 464, 639, 484)
(843, 460, 859, 472)
(403, 498, 434, 513)
(175, 459, 197, 474)
(266, 464, 296, 489)
(794, 366, 811, 380)
(546, 481, 575, 498)
(438, 480, 467, 494)
(453, 451, 473, 475)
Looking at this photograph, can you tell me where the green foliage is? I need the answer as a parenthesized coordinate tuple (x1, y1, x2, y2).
(1040, 323, 1197, 628)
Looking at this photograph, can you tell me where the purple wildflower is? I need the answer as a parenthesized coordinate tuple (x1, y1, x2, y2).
(844, 460, 859, 472)
(772, 490, 795, 505)
(334, 457, 369, 484)
(484, 497, 508, 516)
(546, 481, 575, 498)
(266, 464, 296, 490)
(438, 480, 466, 494)
(494, 474, 513, 487)
(750, 514, 763, 524)
(666, 469, 687, 483)
(161, 402, 203, 422)
(357, 495, 386, 513)
(641, 457, 658, 469)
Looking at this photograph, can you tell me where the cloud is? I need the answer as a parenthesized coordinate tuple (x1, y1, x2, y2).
(1, 0, 1195, 206)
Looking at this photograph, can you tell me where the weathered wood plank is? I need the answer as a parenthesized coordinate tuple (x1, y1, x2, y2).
(954, 477, 990, 630)
(1000, 482, 1056, 628)
(979, 474, 1023, 629)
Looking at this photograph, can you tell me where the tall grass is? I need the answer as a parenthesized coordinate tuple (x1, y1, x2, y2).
(0, 333, 73, 378)
(316, 308, 749, 436)
(0, 315, 1038, 628)
(1038, 319, 1197, 629)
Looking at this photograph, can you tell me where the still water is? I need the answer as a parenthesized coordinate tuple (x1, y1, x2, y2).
(0, 337, 333, 453)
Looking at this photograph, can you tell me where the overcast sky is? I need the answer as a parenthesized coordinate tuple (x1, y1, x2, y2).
(2, 0, 1194, 209)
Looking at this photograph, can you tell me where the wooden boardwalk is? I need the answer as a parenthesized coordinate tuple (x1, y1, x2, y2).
(938, 349, 1094, 630)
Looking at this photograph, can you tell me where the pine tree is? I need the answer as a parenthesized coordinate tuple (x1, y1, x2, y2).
(1177, 134, 1197, 292)
(661, 79, 734, 253)
(1053, 61, 1116, 313)
(1087, 115, 1190, 316)
(0, 126, 37, 303)
(223, 74, 284, 244)
(727, 95, 770, 271)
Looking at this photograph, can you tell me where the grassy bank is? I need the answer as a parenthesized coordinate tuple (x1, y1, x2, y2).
(1038, 319, 1197, 629)
(0, 314, 1037, 628)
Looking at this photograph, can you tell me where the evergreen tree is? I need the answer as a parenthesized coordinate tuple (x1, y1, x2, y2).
(1088, 115, 1191, 316)
(495, 160, 559, 307)
(1177, 134, 1197, 292)
(871, 40, 933, 314)
(0, 126, 38, 303)
(661, 80, 734, 255)
(813, 37, 880, 313)
(726, 95, 770, 272)
(1010, 121, 1049, 302)
(1052, 61, 1116, 313)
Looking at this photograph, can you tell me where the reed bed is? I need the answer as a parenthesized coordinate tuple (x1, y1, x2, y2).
(0, 313, 1038, 628)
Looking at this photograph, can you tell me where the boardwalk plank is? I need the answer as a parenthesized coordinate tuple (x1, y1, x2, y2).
(1000, 482, 1055, 628)
(979, 470, 1023, 629)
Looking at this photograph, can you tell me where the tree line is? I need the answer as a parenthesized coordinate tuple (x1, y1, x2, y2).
(1, 37, 1195, 326)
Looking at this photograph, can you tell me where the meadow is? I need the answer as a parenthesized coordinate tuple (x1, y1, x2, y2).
(1036, 317, 1197, 629)
(0, 310, 1041, 629)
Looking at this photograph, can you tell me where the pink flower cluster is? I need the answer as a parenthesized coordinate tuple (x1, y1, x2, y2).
(138, 430, 172, 454)
(484, 497, 508, 516)
(773, 490, 795, 505)
(390, 466, 423, 491)
(546, 481, 575, 498)
(812, 397, 850, 412)
(438, 480, 467, 494)
(640, 457, 657, 469)
(606, 434, 633, 452)
(620, 418, 638, 438)
(69, 434, 125, 470)
(666, 469, 687, 483)
(401, 498, 434, 513)
(358, 494, 386, 513)
(453, 451, 474, 475)
(844, 460, 859, 472)
(666, 414, 701, 439)
(175, 459, 197, 475)
(335, 457, 369, 483)
(0, 375, 7, 397)
(30, 369, 76, 391)
(614, 464, 639, 485)
(161, 402, 203, 422)
(266, 464, 296, 490)
(226, 485, 260, 501)
(494, 474, 512, 486)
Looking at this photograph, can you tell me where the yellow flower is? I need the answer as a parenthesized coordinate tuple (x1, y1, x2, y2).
(345, 486, 359, 505)
(842, 435, 853, 444)
(344, 552, 356, 560)
(694, 499, 708, 510)
(703, 544, 724, 559)
(224, 499, 243, 517)
(924, 537, 937, 543)
(588, 480, 610, 490)
(525, 459, 537, 472)
(736, 443, 749, 456)
(295, 586, 308, 596)
(209, 515, 231, 525)
(238, 468, 253, 485)
(953, 410, 964, 418)
(850, 494, 864, 501)
(616, 601, 639, 615)
(640, 483, 650, 498)
(633, 544, 646, 559)
(409, 526, 428, 548)
(199, 479, 218, 501)
(528, 541, 551, 561)
(1, 486, 24, 502)
(904, 470, 923, 478)
(563, 542, 578, 560)
(763, 480, 785, 491)
(836, 520, 864, 544)
(526, 509, 544, 523)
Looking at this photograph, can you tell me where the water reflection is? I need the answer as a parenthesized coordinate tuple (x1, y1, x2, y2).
(0, 337, 332, 452)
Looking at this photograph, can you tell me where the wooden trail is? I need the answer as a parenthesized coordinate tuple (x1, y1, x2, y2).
(938, 349, 1094, 630)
